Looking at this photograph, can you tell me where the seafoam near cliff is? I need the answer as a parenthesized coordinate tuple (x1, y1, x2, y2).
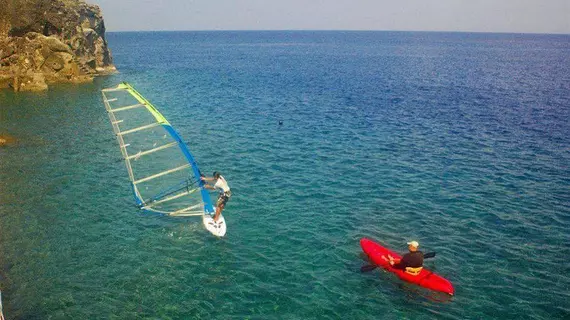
(0, 0, 116, 91)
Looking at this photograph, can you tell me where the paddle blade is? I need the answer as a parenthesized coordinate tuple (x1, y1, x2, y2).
(360, 265, 378, 272)
(424, 252, 436, 259)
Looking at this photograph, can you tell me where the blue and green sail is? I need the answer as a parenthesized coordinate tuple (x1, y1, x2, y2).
(102, 82, 214, 216)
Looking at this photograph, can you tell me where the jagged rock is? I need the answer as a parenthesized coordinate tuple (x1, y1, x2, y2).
(0, 0, 116, 91)
(0, 44, 15, 60)
(19, 72, 48, 91)
(45, 36, 72, 53)
(44, 52, 66, 71)
(0, 73, 11, 88)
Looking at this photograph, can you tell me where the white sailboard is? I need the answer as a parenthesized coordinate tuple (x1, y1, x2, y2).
(203, 211, 227, 237)
(101, 82, 225, 237)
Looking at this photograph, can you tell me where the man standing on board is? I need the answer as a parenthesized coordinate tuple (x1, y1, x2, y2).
(201, 171, 231, 222)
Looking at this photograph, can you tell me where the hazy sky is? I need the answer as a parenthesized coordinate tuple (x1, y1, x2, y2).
(93, 0, 569, 34)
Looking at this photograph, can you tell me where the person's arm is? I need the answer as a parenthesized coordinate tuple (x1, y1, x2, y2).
(388, 255, 400, 265)
(390, 254, 409, 270)
(200, 176, 216, 189)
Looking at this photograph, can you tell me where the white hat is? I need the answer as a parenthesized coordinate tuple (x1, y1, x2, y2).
(407, 241, 419, 248)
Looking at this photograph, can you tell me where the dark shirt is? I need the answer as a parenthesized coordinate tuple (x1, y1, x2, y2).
(392, 251, 424, 270)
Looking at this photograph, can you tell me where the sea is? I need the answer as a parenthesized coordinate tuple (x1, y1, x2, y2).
(0, 31, 569, 319)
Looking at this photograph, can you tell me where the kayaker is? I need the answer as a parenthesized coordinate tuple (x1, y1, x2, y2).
(388, 241, 424, 275)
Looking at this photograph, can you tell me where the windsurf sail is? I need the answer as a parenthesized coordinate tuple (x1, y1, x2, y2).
(101, 82, 214, 217)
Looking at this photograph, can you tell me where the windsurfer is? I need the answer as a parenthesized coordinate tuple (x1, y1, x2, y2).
(388, 241, 424, 275)
(201, 171, 231, 222)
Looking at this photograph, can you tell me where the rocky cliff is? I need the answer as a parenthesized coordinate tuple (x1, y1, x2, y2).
(0, 0, 116, 91)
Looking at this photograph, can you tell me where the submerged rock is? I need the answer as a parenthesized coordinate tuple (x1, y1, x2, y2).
(0, 134, 17, 146)
(0, 0, 116, 91)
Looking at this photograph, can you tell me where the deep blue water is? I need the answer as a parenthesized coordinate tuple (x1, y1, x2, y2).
(1, 31, 569, 319)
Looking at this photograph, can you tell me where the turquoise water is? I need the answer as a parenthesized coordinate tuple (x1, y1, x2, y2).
(1, 31, 569, 319)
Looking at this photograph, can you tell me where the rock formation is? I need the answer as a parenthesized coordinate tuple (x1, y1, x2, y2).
(0, 0, 116, 91)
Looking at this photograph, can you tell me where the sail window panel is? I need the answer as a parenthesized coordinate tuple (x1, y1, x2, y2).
(114, 106, 162, 136)
(118, 122, 161, 136)
(137, 174, 203, 213)
(110, 103, 145, 113)
(103, 90, 141, 111)
(132, 159, 192, 193)
(127, 128, 201, 213)
(123, 128, 183, 163)
(125, 142, 178, 160)
(145, 186, 199, 207)
(129, 150, 189, 184)
(103, 91, 157, 137)
(134, 164, 190, 185)
(137, 163, 202, 212)
(169, 203, 204, 216)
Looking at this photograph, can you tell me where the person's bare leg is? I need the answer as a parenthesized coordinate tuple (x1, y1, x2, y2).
(214, 206, 222, 222)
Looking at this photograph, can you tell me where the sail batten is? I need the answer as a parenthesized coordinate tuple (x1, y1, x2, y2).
(102, 82, 214, 216)
(169, 212, 204, 217)
(146, 187, 200, 207)
(169, 203, 204, 216)
(109, 103, 145, 113)
(118, 122, 161, 136)
(125, 142, 177, 160)
(133, 164, 191, 185)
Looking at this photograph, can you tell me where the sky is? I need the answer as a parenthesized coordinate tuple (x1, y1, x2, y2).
(92, 0, 570, 34)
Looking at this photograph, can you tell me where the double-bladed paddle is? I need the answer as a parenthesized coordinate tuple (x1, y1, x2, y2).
(360, 252, 436, 272)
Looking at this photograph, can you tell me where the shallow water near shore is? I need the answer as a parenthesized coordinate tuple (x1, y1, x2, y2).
(1, 31, 569, 319)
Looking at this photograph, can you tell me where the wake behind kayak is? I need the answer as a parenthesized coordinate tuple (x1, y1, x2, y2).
(360, 238, 454, 295)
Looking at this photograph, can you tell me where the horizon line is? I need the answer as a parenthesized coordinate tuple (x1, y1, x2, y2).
(104, 29, 570, 36)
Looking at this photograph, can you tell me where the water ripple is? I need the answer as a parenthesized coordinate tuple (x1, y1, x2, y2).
(1, 31, 569, 319)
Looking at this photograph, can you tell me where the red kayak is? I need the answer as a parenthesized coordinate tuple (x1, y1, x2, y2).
(360, 238, 454, 295)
